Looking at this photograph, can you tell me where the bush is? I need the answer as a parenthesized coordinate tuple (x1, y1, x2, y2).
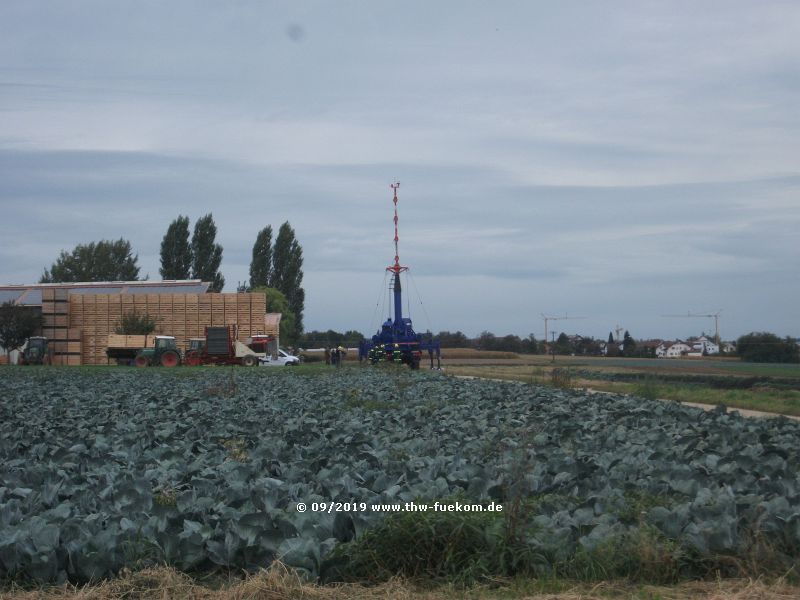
(551, 368, 573, 388)
(322, 506, 509, 584)
(737, 332, 799, 363)
(634, 376, 660, 400)
(116, 309, 157, 335)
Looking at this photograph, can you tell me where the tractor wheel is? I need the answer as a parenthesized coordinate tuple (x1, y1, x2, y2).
(160, 350, 180, 368)
(241, 355, 257, 367)
(134, 355, 149, 368)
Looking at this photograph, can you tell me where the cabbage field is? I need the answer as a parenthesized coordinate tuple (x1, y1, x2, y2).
(1, 367, 800, 583)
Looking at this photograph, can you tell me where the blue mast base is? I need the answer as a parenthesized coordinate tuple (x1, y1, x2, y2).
(359, 324, 441, 370)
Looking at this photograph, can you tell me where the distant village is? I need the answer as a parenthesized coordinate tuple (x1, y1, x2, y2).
(426, 330, 749, 358)
(586, 335, 732, 358)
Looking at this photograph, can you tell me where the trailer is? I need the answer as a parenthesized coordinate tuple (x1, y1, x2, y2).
(106, 334, 157, 365)
(183, 326, 265, 366)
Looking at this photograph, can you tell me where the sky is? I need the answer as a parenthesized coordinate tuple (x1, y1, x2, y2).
(1, 1, 798, 341)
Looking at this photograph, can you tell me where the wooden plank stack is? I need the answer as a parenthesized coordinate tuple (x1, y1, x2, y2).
(65, 292, 268, 364)
(185, 294, 200, 339)
(41, 289, 82, 365)
(106, 334, 156, 349)
(211, 294, 224, 327)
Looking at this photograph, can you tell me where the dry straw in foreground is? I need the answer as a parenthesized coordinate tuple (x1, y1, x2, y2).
(2, 565, 800, 600)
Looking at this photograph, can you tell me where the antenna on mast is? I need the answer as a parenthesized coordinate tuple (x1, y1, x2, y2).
(386, 183, 407, 327)
(387, 182, 408, 275)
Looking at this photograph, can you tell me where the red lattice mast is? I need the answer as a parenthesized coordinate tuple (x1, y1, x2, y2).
(387, 182, 408, 274)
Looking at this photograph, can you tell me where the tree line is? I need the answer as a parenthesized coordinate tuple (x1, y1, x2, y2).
(438, 330, 628, 356)
(294, 328, 799, 364)
(294, 329, 620, 355)
(35, 215, 305, 341)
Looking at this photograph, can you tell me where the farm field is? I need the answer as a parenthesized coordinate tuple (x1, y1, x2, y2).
(443, 355, 800, 417)
(441, 352, 800, 377)
(2, 366, 800, 597)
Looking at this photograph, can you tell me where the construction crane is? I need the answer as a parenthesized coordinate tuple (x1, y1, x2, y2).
(541, 313, 586, 354)
(662, 310, 722, 345)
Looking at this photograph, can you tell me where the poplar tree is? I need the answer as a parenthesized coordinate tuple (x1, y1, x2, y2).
(191, 213, 225, 292)
(271, 221, 304, 337)
(249, 226, 273, 289)
(159, 215, 192, 280)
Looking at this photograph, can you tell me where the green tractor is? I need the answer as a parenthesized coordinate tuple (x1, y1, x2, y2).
(20, 336, 51, 365)
(134, 335, 181, 367)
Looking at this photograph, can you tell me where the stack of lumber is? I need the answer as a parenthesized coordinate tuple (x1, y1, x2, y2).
(67, 292, 269, 365)
(41, 289, 81, 365)
(106, 334, 157, 350)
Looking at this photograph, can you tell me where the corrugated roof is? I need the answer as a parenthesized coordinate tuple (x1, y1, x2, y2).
(19, 289, 42, 305)
(67, 287, 128, 295)
(0, 280, 211, 305)
(0, 290, 23, 304)
(125, 284, 208, 294)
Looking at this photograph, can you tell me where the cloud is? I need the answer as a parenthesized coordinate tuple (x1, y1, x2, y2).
(1, 2, 799, 338)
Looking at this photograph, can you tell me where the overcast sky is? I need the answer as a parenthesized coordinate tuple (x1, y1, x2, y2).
(1, 1, 798, 341)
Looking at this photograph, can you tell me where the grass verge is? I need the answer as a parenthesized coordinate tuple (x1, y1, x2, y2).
(321, 493, 799, 587)
(3, 564, 800, 600)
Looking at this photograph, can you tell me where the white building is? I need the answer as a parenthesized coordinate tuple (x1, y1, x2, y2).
(667, 342, 693, 357)
(657, 341, 693, 358)
(691, 336, 719, 355)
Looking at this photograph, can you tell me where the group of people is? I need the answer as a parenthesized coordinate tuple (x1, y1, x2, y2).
(367, 343, 404, 365)
(324, 345, 347, 367)
(324, 343, 406, 366)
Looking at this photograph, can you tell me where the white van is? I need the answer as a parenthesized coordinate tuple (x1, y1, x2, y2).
(258, 348, 301, 367)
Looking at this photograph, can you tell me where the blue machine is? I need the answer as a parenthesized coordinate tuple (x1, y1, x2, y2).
(358, 183, 441, 369)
